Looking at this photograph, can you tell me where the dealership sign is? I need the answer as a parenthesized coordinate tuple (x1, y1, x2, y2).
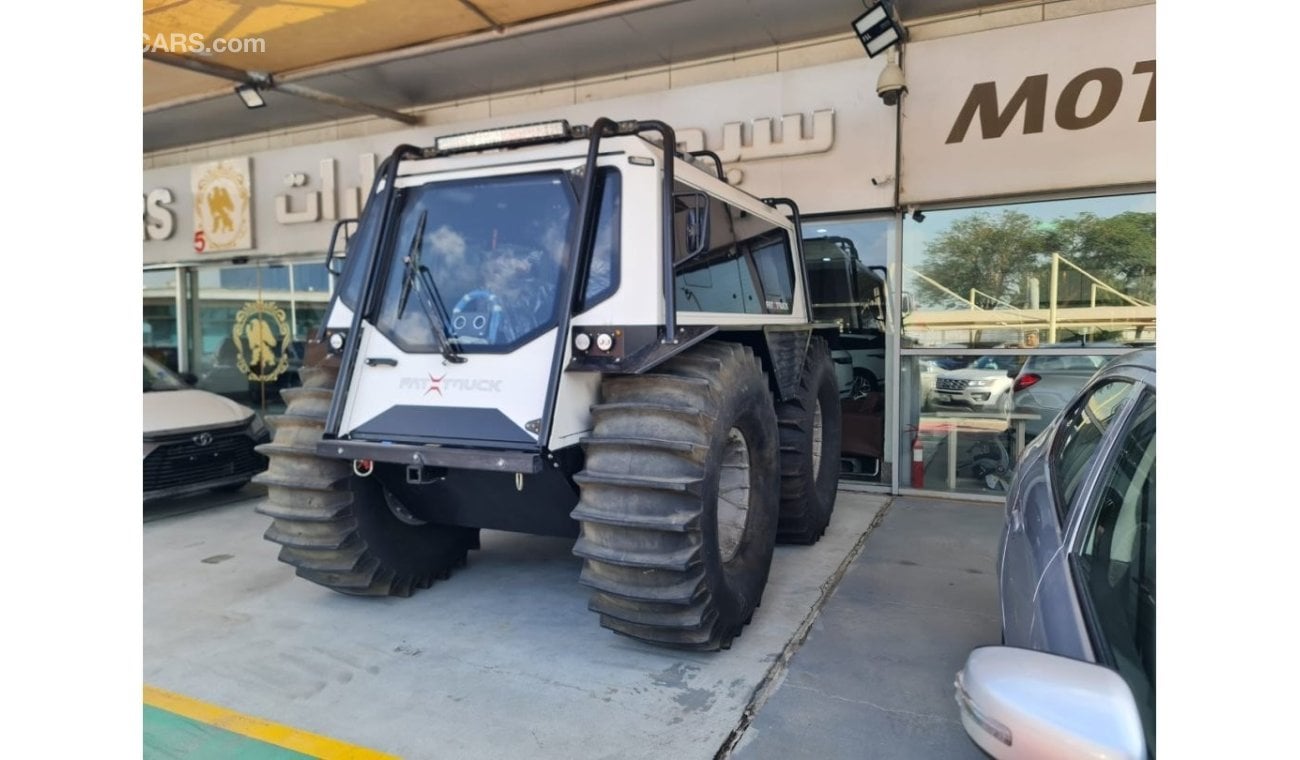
(901, 4, 1155, 203)
(143, 57, 896, 265)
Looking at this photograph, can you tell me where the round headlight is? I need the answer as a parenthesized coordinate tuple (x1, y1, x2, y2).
(574, 333, 592, 352)
(328, 332, 345, 351)
(595, 333, 614, 352)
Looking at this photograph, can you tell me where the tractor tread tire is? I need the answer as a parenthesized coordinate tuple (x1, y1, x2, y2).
(571, 341, 780, 651)
(253, 353, 477, 597)
(775, 337, 843, 545)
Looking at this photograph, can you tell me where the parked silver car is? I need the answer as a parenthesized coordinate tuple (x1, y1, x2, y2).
(955, 348, 1155, 759)
(144, 354, 270, 501)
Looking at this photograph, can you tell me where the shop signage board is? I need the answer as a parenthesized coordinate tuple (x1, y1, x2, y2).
(900, 4, 1155, 204)
(143, 57, 898, 265)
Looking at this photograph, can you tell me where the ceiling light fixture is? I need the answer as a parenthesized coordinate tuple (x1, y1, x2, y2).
(235, 82, 266, 109)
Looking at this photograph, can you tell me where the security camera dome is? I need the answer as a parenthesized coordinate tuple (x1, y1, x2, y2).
(876, 61, 906, 106)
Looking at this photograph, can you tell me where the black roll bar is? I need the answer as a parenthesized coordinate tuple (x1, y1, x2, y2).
(323, 144, 420, 438)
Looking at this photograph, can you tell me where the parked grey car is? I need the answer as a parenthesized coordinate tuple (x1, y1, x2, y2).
(955, 348, 1155, 759)
(1011, 344, 1123, 439)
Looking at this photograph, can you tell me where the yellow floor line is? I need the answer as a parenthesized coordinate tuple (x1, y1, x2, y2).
(143, 685, 400, 760)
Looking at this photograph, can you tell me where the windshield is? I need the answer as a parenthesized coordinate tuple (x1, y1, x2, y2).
(144, 354, 188, 392)
(374, 171, 577, 352)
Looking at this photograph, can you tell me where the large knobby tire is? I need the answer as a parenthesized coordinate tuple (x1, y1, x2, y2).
(775, 337, 842, 544)
(253, 352, 479, 597)
(571, 341, 780, 650)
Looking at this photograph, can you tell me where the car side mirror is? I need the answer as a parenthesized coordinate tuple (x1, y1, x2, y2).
(955, 647, 1146, 760)
(900, 291, 914, 317)
(180, 372, 199, 385)
(326, 218, 359, 277)
(674, 192, 711, 259)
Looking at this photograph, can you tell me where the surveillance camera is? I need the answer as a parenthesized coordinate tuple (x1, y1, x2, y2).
(876, 60, 906, 106)
(911, 207, 925, 223)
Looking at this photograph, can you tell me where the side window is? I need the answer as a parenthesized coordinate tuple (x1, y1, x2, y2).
(1050, 379, 1135, 520)
(674, 194, 751, 314)
(1075, 390, 1156, 754)
(750, 233, 794, 314)
(581, 168, 621, 310)
(673, 184, 790, 315)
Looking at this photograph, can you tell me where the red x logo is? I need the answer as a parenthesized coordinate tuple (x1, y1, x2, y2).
(425, 373, 445, 396)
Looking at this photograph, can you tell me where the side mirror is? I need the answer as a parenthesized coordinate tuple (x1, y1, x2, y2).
(955, 647, 1146, 760)
(180, 372, 199, 385)
(900, 291, 914, 317)
(326, 218, 359, 277)
(674, 192, 711, 259)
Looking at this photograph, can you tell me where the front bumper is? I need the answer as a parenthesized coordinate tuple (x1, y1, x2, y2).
(143, 426, 269, 501)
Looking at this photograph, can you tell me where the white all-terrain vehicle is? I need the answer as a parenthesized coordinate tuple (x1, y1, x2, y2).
(255, 118, 842, 650)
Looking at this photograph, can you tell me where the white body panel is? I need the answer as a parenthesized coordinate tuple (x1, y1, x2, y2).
(340, 324, 556, 441)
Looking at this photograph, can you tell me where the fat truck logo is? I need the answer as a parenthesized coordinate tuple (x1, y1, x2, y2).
(399, 375, 503, 395)
(946, 60, 1155, 144)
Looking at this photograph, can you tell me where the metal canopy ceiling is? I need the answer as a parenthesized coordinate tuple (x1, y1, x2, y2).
(144, 0, 997, 153)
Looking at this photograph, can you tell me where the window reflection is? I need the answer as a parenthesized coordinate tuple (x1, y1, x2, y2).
(188, 257, 332, 414)
(143, 269, 181, 372)
(902, 194, 1155, 349)
(802, 216, 894, 484)
(898, 192, 1154, 496)
(902, 353, 1025, 495)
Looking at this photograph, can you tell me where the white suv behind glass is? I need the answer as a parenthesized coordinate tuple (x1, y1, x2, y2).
(931, 355, 1022, 413)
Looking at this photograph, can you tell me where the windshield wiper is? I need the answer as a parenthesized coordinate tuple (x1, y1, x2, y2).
(397, 210, 467, 364)
(416, 264, 465, 363)
(397, 211, 426, 318)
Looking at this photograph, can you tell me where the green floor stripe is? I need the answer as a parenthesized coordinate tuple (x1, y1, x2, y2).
(144, 705, 317, 760)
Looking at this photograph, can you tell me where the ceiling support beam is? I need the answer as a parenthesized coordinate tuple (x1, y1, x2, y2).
(457, 0, 505, 33)
(143, 50, 420, 125)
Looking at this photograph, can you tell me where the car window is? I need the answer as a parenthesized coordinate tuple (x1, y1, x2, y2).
(144, 355, 187, 392)
(1050, 379, 1135, 520)
(1026, 354, 1106, 372)
(1075, 390, 1156, 755)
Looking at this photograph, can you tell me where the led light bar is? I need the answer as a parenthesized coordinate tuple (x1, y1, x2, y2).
(435, 120, 573, 154)
(853, 5, 888, 37)
(852, 1, 904, 58)
(865, 25, 901, 57)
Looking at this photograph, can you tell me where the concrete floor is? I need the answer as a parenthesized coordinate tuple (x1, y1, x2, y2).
(144, 488, 895, 759)
(730, 496, 1003, 759)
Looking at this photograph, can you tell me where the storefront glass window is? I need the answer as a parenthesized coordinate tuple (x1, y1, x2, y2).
(802, 215, 894, 485)
(143, 269, 181, 372)
(187, 257, 332, 413)
(898, 192, 1155, 497)
(902, 193, 1156, 349)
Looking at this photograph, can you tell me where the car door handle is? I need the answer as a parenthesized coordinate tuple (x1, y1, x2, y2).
(365, 357, 398, 367)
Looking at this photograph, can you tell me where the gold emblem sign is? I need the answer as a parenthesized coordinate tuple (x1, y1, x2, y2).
(233, 300, 291, 382)
(191, 158, 253, 253)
